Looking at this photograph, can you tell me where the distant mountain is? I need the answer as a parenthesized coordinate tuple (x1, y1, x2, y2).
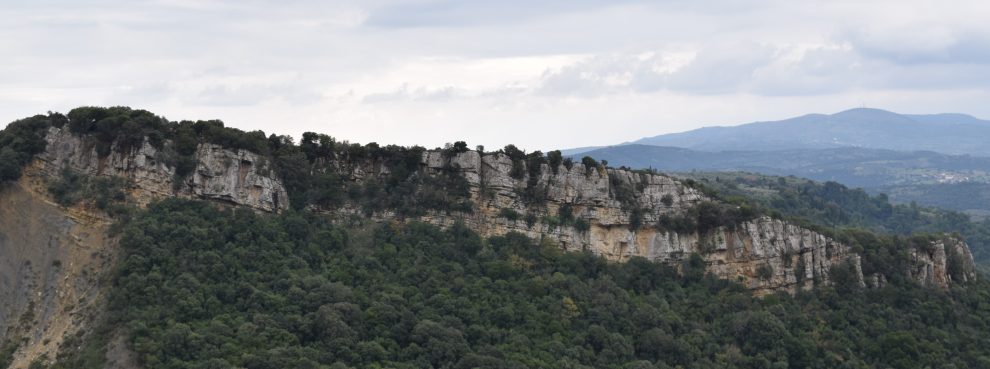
(559, 146, 603, 156)
(632, 108, 990, 156)
(576, 144, 990, 216)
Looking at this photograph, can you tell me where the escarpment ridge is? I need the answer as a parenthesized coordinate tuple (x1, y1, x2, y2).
(0, 107, 981, 368)
(3, 109, 974, 295)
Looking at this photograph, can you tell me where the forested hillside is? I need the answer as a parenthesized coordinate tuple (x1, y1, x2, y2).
(1, 107, 989, 369)
(50, 200, 990, 369)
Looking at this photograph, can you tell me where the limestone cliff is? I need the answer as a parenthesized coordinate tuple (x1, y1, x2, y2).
(18, 129, 977, 294)
(327, 151, 865, 293)
(33, 126, 287, 213)
(909, 236, 978, 289)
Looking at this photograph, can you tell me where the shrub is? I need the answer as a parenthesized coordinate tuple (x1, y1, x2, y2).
(755, 264, 774, 281)
(574, 218, 591, 233)
(524, 212, 538, 228)
(444, 141, 469, 157)
(562, 158, 574, 171)
(558, 203, 574, 225)
(581, 156, 598, 176)
(521, 151, 548, 204)
(547, 150, 563, 174)
(661, 194, 675, 207)
(499, 208, 521, 221)
(656, 214, 697, 234)
(0, 114, 57, 183)
(629, 208, 646, 230)
(47, 169, 129, 213)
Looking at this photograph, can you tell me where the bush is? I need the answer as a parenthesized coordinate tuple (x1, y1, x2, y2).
(499, 208, 521, 221)
(521, 151, 548, 204)
(547, 150, 563, 174)
(558, 203, 574, 225)
(661, 194, 674, 207)
(562, 158, 574, 171)
(0, 114, 57, 183)
(656, 214, 697, 234)
(755, 264, 774, 281)
(444, 141, 469, 157)
(574, 218, 591, 233)
(581, 156, 599, 176)
(47, 169, 129, 213)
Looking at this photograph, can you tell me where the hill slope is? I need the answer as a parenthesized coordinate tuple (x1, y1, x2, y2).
(0, 107, 987, 368)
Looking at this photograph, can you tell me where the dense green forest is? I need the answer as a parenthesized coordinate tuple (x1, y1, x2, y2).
(44, 199, 990, 369)
(677, 172, 990, 265)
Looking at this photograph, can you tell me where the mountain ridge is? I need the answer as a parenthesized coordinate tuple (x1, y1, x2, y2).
(626, 108, 990, 156)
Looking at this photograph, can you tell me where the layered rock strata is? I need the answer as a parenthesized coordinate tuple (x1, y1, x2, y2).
(30, 127, 287, 212)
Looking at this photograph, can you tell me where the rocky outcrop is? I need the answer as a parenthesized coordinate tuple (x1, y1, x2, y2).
(19, 130, 978, 294)
(31, 127, 287, 213)
(328, 151, 866, 293)
(909, 236, 977, 289)
(326, 150, 981, 293)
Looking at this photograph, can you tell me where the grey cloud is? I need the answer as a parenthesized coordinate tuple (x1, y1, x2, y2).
(536, 43, 793, 96)
(845, 28, 990, 65)
(534, 35, 990, 98)
(665, 43, 777, 94)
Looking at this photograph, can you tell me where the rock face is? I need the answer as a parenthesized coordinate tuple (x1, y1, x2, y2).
(909, 236, 978, 289)
(329, 151, 867, 293)
(19, 130, 978, 294)
(32, 127, 287, 213)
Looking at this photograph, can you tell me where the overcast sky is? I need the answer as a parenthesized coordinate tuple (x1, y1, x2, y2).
(3, 0, 990, 150)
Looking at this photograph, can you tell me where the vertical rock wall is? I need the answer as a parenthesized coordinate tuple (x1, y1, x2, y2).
(31, 127, 287, 213)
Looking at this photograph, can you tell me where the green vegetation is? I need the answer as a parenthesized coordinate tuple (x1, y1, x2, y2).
(8, 107, 990, 368)
(519, 151, 549, 204)
(1, 107, 275, 189)
(47, 169, 129, 214)
(581, 156, 599, 176)
(0, 340, 19, 369)
(502, 145, 527, 180)
(498, 208, 521, 221)
(652, 199, 760, 236)
(47, 198, 990, 369)
(547, 150, 563, 175)
(0, 113, 62, 184)
(273, 134, 473, 216)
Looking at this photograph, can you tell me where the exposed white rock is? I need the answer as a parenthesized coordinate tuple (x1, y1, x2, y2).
(32, 127, 287, 212)
(909, 236, 977, 288)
